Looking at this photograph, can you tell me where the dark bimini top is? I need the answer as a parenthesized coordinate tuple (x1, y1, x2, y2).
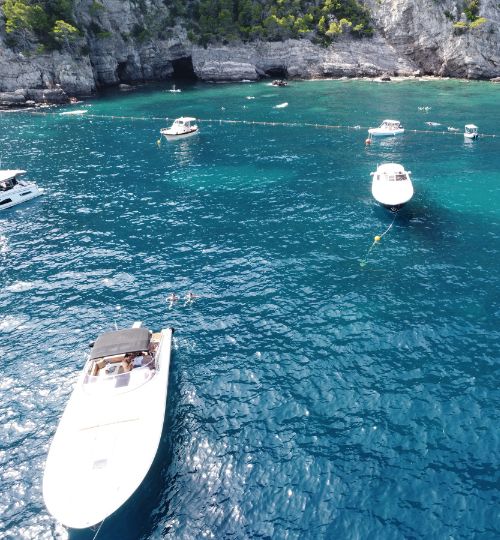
(89, 328, 150, 360)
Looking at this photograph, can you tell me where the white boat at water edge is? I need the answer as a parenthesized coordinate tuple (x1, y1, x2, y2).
(274, 102, 288, 109)
(0, 170, 43, 210)
(464, 124, 479, 140)
(168, 84, 181, 93)
(43, 323, 174, 529)
(371, 163, 414, 211)
(368, 119, 404, 137)
(160, 117, 198, 140)
(59, 109, 87, 115)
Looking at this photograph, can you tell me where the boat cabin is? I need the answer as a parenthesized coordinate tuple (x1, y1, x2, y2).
(0, 170, 25, 191)
(85, 327, 160, 381)
(380, 120, 402, 130)
(464, 124, 478, 138)
(172, 117, 196, 129)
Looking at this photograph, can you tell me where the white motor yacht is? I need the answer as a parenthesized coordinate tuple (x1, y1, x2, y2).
(464, 124, 478, 140)
(43, 323, 174, 529)
(0, 170, 43, 210)
(160, 117, 198, 140)
(371, 163, 414, 211)
(368, 119, 405, 137)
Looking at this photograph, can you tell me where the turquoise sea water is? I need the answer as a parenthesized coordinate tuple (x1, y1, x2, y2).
(0, 79, 499, 539)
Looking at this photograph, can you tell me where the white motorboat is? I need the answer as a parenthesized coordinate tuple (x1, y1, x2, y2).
(43, 323, 174, 529)
(371, 163, 414, 211)
(368, 119, 405, 137)
(0, 170, 43, 210)
(464, 124, 478, 140)
(160, 117, 198, 140)
(168, 84, 181, 93)
(60, 109, 87, 115)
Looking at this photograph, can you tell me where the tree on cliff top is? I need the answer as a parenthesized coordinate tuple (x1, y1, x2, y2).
(191, 0, 373, 45)
(2, 0, 79, 51)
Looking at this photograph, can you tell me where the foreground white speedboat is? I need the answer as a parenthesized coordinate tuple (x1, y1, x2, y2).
(464, 124, 478, 140)
(0, 170, 43, 210)
(43, 323, 174, 529)
(371, 163, 414, 211)
(368, 119, 404, 137)
(160, 117, 198, 140)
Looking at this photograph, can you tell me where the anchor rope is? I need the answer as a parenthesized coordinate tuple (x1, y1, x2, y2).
(360, 211, 398, 267)
(91, 518, 105, 540)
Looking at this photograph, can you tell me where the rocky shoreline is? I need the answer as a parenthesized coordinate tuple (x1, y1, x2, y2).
(1, 73, 499, 111)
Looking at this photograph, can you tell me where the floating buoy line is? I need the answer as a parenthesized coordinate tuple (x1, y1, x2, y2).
(24, 110, 499, 138)
(360, 211, 398, 268)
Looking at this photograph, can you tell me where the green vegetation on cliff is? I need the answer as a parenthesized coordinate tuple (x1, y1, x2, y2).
(2, 0, 79, 50)
(190, 0, 373, 45)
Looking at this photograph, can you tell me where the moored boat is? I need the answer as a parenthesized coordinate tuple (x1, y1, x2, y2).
(0, 170, 43, 210)
(160, 117, 198, 140)
(43, 323, 174, 529)
(371, 163, 414, 211)
(368, 119, 404, 137)
(464, 124, 478, 140)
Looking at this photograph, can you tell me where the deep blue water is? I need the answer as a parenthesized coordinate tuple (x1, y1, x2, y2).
(0, 79, 499, 540)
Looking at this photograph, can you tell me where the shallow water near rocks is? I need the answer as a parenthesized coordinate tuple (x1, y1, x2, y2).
(0, 79, 499, 539)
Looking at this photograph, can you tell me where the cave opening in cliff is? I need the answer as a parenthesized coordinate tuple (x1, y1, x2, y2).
(171, 57, 197, 81)
(265, 67, 288, 79)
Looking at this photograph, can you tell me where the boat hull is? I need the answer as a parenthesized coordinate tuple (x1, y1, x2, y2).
(43, 328, 173, 529)
(0, 184, 43, 210)
(368, 128, 405, 137)
(372, 181, 414, 211)
(161, 128, 198, 140)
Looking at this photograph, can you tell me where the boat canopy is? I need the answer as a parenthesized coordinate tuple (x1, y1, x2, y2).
(0, 170, 26, 182)
(465, 124, 478, 130)
(175, 117, 196, 123)
(90, 328, 150, 360)
(381, 120, 401, 126)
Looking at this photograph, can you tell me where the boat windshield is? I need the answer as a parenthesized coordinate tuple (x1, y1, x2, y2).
(0, 177, 17, 191)
(382, 122, 400, 129)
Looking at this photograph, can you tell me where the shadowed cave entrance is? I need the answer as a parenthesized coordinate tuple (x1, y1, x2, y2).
(264, 67, 288, 79)
(171, 57, 197, 81)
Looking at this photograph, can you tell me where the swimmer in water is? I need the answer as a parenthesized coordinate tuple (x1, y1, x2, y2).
(184, 291, 197, 305)
(167, 293, 179, 307)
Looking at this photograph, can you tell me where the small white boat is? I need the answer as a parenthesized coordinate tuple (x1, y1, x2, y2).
(168, 84, 181, 93)
(271, 79, 288, 87)
(60, 109, 87, 116)
(371, 163, 414, 211)
(160, 117, 198, 140)
(0, 170, 43, 210)
(368, 119, 404, 137)
(274, 102, 288, 109)
(43, 323, 174, 529)
(464, 124, 478, 140)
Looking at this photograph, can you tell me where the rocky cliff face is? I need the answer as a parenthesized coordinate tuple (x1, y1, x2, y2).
(0, 0, 498, 104)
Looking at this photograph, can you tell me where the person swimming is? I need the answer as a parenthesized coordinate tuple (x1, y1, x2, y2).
(166, 293, 179, 307)
(184, 292, 197, 305)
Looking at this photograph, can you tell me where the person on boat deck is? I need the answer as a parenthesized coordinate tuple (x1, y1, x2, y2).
(121, 357, 132, 372)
